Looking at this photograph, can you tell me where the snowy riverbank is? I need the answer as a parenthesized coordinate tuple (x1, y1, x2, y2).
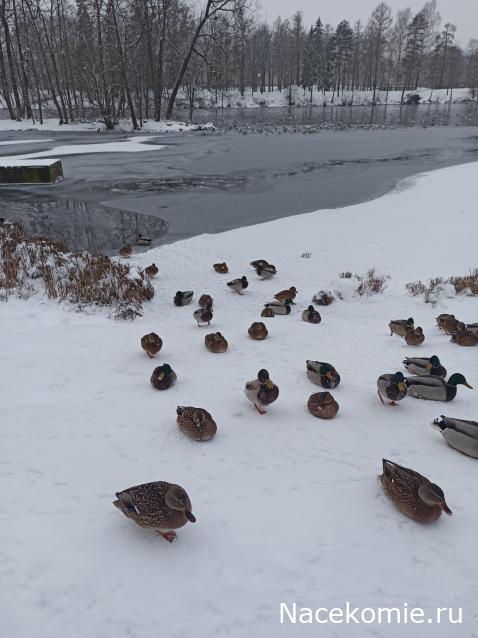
(2, 162, 478, 638)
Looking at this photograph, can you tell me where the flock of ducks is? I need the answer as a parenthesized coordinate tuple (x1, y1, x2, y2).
(113, 254, 477, 540)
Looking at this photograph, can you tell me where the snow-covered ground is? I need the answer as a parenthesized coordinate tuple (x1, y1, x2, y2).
(2, 162, 478, 637)
(0, 118, 213, 133)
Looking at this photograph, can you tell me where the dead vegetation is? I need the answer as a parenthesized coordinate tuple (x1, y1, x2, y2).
(0, 222, 154, 319)
(337, 267, 388, 296)
(406, 269, 478, 304)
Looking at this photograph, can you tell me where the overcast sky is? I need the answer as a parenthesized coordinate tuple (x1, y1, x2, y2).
(257, 0, 477, 47)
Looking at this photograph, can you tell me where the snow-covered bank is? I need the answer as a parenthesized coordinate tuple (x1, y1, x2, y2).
(2, 162, 478, 638)
(0, 118, 214, 133)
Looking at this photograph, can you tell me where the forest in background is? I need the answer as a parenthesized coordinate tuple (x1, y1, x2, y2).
(0, 0, 477, 128)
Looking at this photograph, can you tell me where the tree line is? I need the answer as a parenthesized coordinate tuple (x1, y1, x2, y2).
(0, 0, 477, 127)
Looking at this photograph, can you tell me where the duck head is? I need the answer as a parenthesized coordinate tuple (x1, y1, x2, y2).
(418, 482, 452, 515)
(448, 373, 473, 389)
(165, 485, 196, 522)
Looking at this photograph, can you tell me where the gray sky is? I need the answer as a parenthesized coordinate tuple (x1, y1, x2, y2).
(257, 0, 477, 47)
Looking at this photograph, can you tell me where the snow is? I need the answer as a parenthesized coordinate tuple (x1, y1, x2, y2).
(2, 161, 478, 637)
(0, 118, 214, 133)
(0, 138, 54, 146)
(0, 158, 60, 166)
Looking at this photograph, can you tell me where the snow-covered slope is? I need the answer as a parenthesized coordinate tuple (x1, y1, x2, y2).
(2, 162, 478, 638)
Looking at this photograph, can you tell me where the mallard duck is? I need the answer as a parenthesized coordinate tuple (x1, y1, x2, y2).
(136, 233, 152, 246)
(264, 300, 291, 315)
(213, 262, 228, 274)
(439, 315, 462, 335)
(248, 322, 268, 340)
(307, 391, 339, 419)
(244, 369, 279, 414)
(113, 481, 195, 542)
(250, 259, 269, 270)
(306, 361, 340, 389)
(465, 322, 478, 336)
(174, 290, 193, 306)
(432, 415, 478, 458)
(256, 264, 277, 279)
(403, 355, 446, 378)
(141, 332, 163, 358)
(380, 459, 452, 523)
(451, 329, 478, 346)
(405, 373, 473, 401)
(119, 243, 133, 258)
(198, 293, 214, 309)
(150, 363, 177, 390)
(144, 263, 159, 278)
(377, 372, 408, 406)
(389, 317, 414, 337)
(436, 313, 454, 329)
(261, 307, 275, 318)
(193, 306, 213, 327)
(302, 305, 321, 324)
(227, 276, 248, 294)
(274, 287, 298, 303)
(404, 325, 425, 346)
(205, 332, 228, 352)
(176, 406, 217, 441)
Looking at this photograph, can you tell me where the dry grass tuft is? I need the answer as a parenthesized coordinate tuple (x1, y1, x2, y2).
(406, 270, 478, 304)
(0, 222, 154, 319)
(354, 268, 388, 296)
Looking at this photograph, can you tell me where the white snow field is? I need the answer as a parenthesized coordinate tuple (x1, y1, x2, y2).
(2, 162, 478, 638)
(0, 118, 213, 133)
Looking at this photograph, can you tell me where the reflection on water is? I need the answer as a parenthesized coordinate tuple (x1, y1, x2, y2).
(0, 191, 168, 253)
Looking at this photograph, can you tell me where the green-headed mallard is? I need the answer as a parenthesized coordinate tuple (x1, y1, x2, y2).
(256, 264, 277, 279)
(176, 406, 217, 441)
(264, 300, 291, 315)
(307, 391, 339, 419)
(198, 294, 214, 309)
(205, 332, 228, 352)
(403, 355, 446, 378)
(144, 263, 158, 278)
(432, 415, 478, 458)
(193, 306, 213, 327)
(227, 276, 248, 294)
(302, 305, 321, 324)
(174, 290, 193, 306)
(141, 332, 163, 358)
(380, 459, 452, 523)
(245, 369, 279, 414)
(405, 373, 472, 401)
(213, 262, 228, 274)
(119, 243, 133, 258)
(404, 325, 425, 346)
(389, 317, 414, 337)
(248, 322, 268, 340)
(306, 361, 340, 389)
(113, 481, 195, 542)
(150, 363, 177, 390)
(274, 287, 297, 303)
(377, 372, 408, 406)
(451, 329, 478, 346)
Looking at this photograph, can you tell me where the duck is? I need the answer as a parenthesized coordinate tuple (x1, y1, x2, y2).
(176, 406, 217, 441)
(274, 286, 298, 303)
(389, 317, 414, 337)
(380, 459, 452, 523)
(306, 361, 341, 389)
(141, 332, 163, 358)
(198, 294, 214, 309)
(119, 243, 133, 258)
(264, 300, 291, 315)
(113, 481, 195, 542)
(193, 306, 213, 327)
(465, 322, 478, 336)
(404, 325, 425, 346)
(307, 391, 339, 419)
(432, 415, 478, 458)
(250, 259, 270, 270)
(136, 233, 152, 246)
(248, 322, 268, 340)
(437, 314, 462, 335)
(436, 313, 455, 330)
(174, 290, 194, 306)
(403, 355, 446, 378)
(244, 369, 279, 414)
(213, 262, 228, 274)
(302, 305, 321, 324)
(144, 263, 159, 278)
(405, 373, 473, 402)
(377, 372, 408, 406)
(261, 307, 275, 318)
(150, 363, 177, 390)
(256, 264, 277, 279)
(227, 276, 248, 294)
(451, 329, 478, 346)
(205, 332, 228, 352)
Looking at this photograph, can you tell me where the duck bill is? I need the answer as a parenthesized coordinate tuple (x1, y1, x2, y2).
(441, 502, 452, 516)
(398, 382, 407, 393)
(185, 510, 196, 523)
(465, 383, 473, 389)
(265, 379, 274, 389)
(326, 372, 334, 381)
